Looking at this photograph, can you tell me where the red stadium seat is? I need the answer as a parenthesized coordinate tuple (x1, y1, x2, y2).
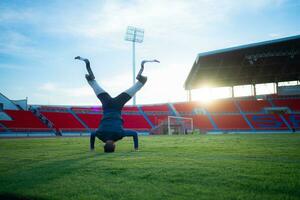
(203, 100, 238, 113)
(272, 98, 300, 111)
(282, 114, 300, 130)
(173, 102, 200, 113)
(72, 106, 102, 112)
(183, 115, 214, 130)
(246, 114, 288, 130)
(122, 115, 151, 130)
(77, 113, 102, 129)
(122, 106, 139, 112)
(141, 104, 169, 112)
(41, 111, 85, 130)
(212, 115, 250, 130)
(147, 115, 169, 126)
(238, 99, 272, 112)
(0, 110, 49, 131)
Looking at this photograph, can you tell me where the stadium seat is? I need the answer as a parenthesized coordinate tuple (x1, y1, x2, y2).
(272, 98, 300, 111)
(41, 111, 85, 131)
(238, 99, 272, 112)
(147, 115, 169, 126)
(0, 110, 49, 131)
(72, 106, 102, 113)
(246, 114, 288, 130)
(211, 115, 250, 130)
(203, 100, 238, 113)
(122, 106, 139, 112)
(122, 115, 151, 130)
(282, 114, 300, 130)
(183, 115, 214, 130)
(141, 104, 170, 112)
(40, 106, 69, 112)
(172, 102, 200, 113)
(76, 113, 102, 129)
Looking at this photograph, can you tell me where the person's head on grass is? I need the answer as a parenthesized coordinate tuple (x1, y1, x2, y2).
(104, 140, 115, 153)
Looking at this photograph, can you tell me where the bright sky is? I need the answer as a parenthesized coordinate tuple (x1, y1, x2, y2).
(0, 0, 299, 106)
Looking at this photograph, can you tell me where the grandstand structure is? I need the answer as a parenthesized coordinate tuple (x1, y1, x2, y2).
(0, 35, 300, 136)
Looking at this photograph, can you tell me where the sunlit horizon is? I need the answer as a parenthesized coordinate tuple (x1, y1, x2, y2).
(192, 81, 300, 104)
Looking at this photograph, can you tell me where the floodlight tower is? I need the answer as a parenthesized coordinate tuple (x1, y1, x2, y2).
(125, 26, 144, 105)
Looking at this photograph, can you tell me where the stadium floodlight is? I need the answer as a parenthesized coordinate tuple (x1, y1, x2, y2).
(125, 26, 144, 105)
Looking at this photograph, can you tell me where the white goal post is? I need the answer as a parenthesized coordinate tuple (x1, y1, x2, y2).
(167, 116, 193, 135)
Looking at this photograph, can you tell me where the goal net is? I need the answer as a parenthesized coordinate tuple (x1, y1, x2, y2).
(167, 116, 193, 135)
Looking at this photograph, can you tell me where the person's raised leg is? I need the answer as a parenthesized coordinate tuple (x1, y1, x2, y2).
(76, 56, 112, 105)
(87, 78, 112, 105)
(114, 76, 147, 108)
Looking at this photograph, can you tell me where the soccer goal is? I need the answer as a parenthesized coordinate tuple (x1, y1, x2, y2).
(167, 116, 193, 135)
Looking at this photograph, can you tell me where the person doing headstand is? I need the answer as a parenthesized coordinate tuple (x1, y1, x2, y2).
(75, 56, 158, 153)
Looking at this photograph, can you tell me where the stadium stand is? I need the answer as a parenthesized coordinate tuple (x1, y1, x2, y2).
(0, 110, 50, 131)
(40, 106, 69, 112)
(76, 113, 102, 129)
(272, 98, 300, 111)
(203, 100, 238, 113)
(246, 114, 288, 130)
(141, 104, 170, 112)
(122, 115, 151, 130)
(1, 96, 300, 135)
(122, 106, 139, 112)
(211, 115, 250, 130)
(72, 106, 102, 113)
(1, 36, 299, 136)
(41, 111, 86, 131)
(147, 115, 169, 127)
(172, 101, 199, 113)
(282, 114, 300, 130)
(237, 99, 272, 113)
(183, 115, 214, 130)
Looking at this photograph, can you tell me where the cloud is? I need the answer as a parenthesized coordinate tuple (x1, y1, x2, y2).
(1, 0, 283, 39)
(269, 33, 282, 38)
(39, 82, 94, 97)
(39, 82, 57, 91)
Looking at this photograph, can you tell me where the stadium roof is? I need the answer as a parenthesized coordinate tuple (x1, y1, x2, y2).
(184, 35, 300, 90)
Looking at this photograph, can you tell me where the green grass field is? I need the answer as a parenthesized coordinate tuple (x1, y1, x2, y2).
(0, 134, 300, 200)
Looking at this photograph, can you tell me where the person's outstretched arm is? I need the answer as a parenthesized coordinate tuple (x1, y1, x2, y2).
(90, 132, 96, 150)
(123, 130, 139, 150)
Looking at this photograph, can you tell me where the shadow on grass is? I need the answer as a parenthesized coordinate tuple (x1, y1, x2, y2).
(0, 193, 48, 200)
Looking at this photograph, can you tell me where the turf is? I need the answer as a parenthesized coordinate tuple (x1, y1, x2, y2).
(0, 134, 300, 200)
